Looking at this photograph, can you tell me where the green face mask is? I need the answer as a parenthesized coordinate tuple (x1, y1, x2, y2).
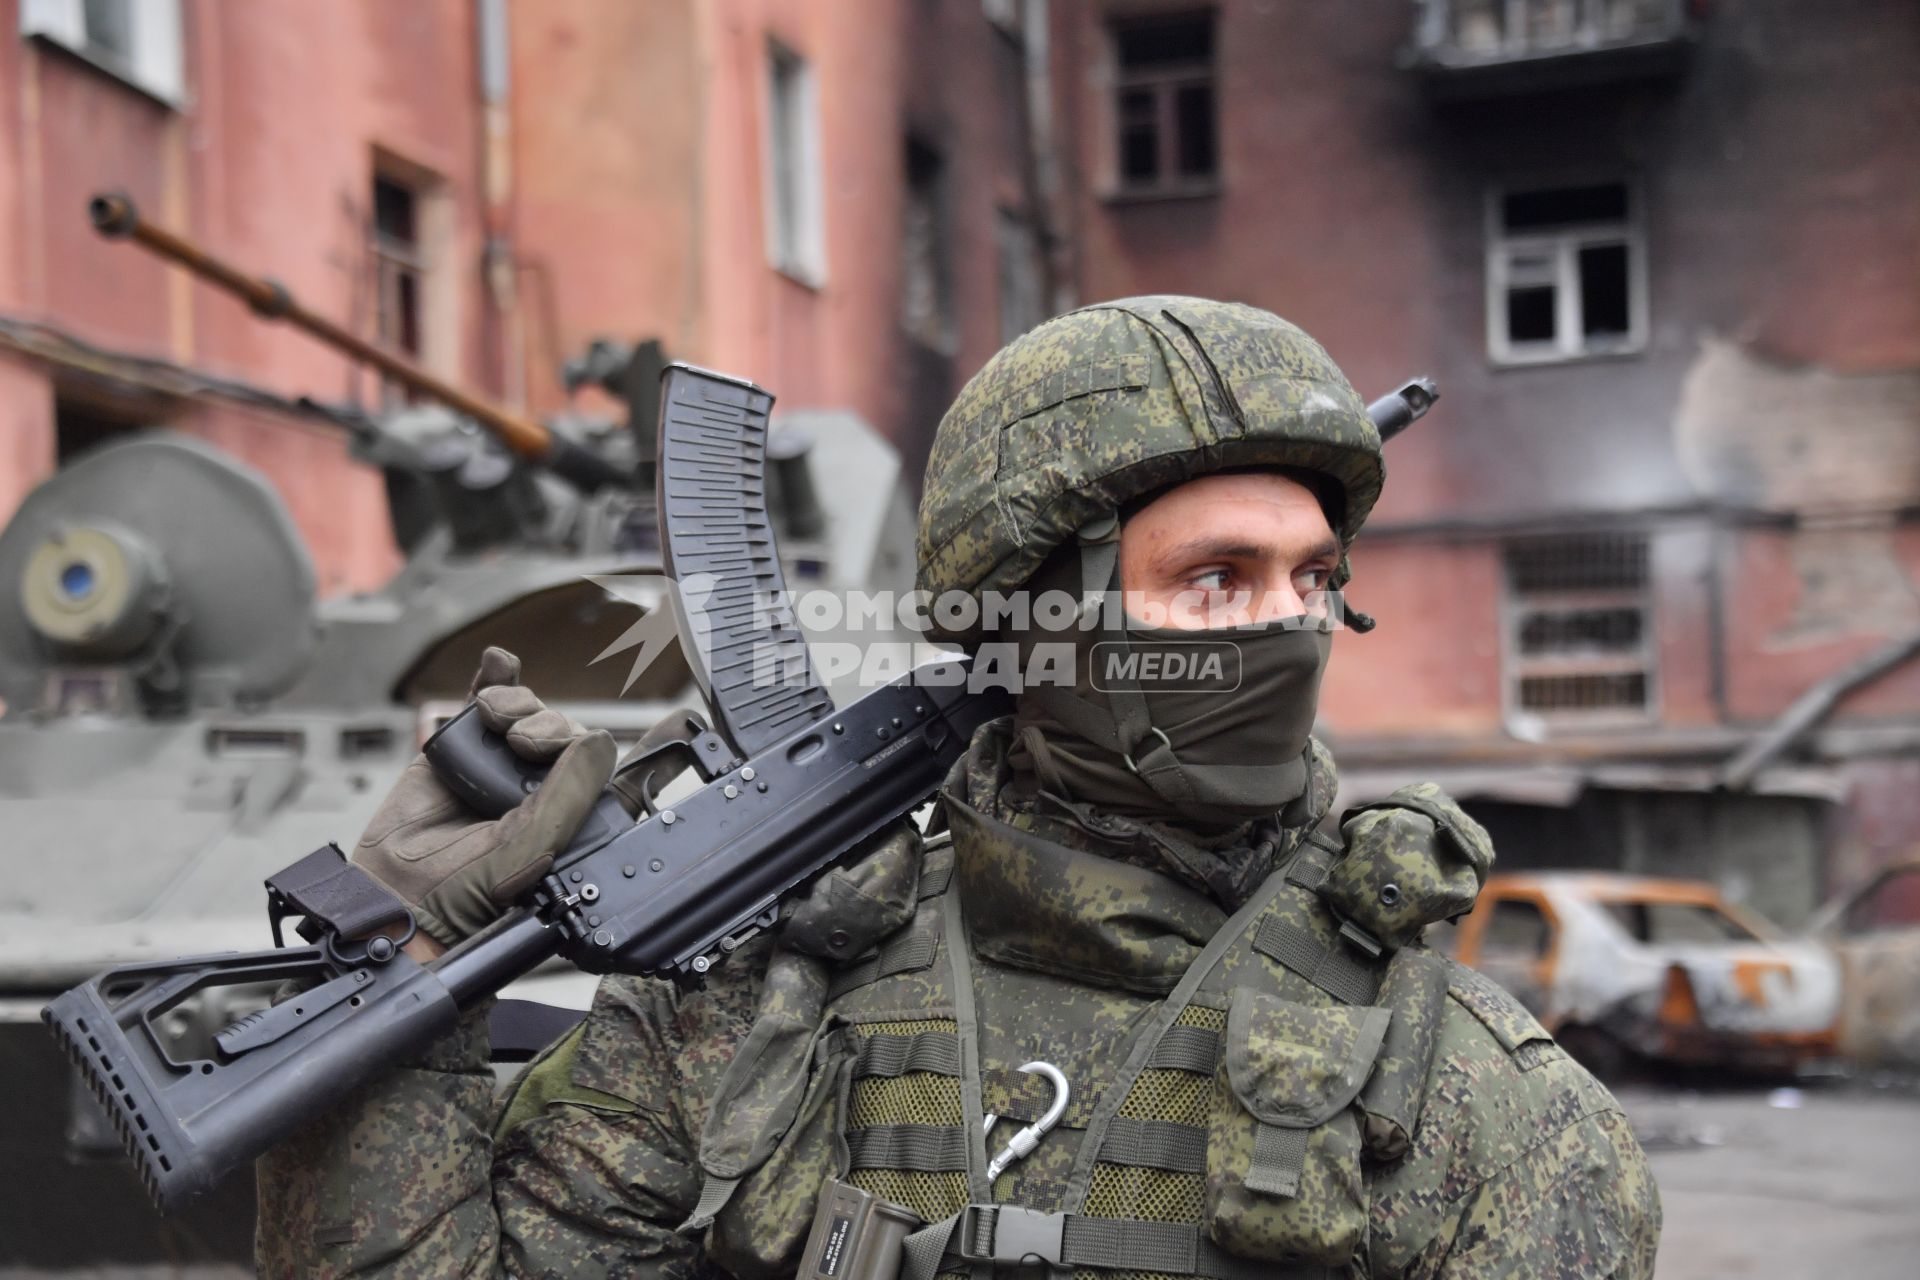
(1011, 616, 1333, 831)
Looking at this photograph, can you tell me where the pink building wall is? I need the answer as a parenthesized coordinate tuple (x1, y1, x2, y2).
(0, 0, 1029, 595)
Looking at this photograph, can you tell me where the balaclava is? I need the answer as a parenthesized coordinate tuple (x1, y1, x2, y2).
(1004, 535, 1333, 837)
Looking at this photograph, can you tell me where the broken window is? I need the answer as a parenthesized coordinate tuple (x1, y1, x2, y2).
(1603, 900, 1759, 946)
(766, 42, 826, 284)
(1487, 180, 1643, 363)
(368, 169, 435, 408)
(21, 0, 184, 103)
(901, 138, 953, 351)
(372, 174, 424, 364)
(1504, 532, 1655, 723)
(1111, 11, 1218, 196)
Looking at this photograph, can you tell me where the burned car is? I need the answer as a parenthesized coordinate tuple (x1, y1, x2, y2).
(1446, 872, 1841, 1075)
(1807, 856, 1920, 1071)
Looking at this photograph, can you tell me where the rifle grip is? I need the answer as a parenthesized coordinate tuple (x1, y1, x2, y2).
(422, 703, 550, 818)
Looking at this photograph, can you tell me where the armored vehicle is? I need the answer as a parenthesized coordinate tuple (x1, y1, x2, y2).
(0, 198, 917, 1272)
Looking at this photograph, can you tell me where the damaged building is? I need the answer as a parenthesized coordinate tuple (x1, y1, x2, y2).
(1, 0, 1913, 922)
(1045, 0, 1920, 927)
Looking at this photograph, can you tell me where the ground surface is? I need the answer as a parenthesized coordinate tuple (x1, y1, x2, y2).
(1616, 1079, 1920, 1279)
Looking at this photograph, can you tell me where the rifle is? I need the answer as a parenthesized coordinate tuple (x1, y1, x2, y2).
(42, 362, 1010, 1212)
(41, 366, 1440, 1214)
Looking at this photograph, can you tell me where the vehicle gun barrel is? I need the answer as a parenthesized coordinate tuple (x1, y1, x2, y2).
(88, 191, 624, 492)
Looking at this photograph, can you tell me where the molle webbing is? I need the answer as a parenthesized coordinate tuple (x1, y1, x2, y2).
(1098, 1116, 1208, 1174)
(1248, 836, 1386, 1007)
(1075, 1005, 1224, 1280)
(839, 846, 1391, 1280)
(847, 1125, 971, 1173)
(1149, 1024, 1224, 1074)
(856, 1031, 962, 1079)
(844, 1019, 971, 1224)
(830, 922, 941, 1000)
(1251, 917, 1380, 1006)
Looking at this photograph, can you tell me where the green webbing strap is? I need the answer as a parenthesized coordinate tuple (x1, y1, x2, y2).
(828, 926, 940, 1000)
(902, 1206, 1331, 1280)
(855, 1030, 962, 1078)
(679, 1174, 741, 1235)
(901, 1212, 967, 1280)
(1069, 512, 1203, 812)
(1284, 837, 1340, 891)
(1147, 1024, 1223, 1074)
(846, 1124, 972, 1173)
(1097, 1117, 1208, 1173)
(1244, 1124, 1310, 1198)
(918, 859, 954, 899)
(1058, 870, 1299, 1219)
(940, 886, 994, 1280)
(1252, 916, 1381, 1006)
(1060, 1215, 1300, 1280)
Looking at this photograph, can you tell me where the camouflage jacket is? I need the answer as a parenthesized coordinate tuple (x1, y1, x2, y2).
(257, 730, 1659, 1279)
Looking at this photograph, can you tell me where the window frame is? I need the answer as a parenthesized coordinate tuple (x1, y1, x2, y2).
(366, 153, 457, 397)
(20, 0, 184, 107)
(1500, 532, 1659, 730)
(900, 135, 957, 354)
(1484, 179, 1648, 366)
(763, 40, 827, 288)
(1107, 8, 1221, 201)
(370, 173, 427, 369)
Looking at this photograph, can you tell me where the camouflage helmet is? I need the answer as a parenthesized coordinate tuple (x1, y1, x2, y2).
(915, 295, 1383, 644)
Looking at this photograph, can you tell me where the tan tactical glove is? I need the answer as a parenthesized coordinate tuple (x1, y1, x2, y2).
(354, 647, 616, 949)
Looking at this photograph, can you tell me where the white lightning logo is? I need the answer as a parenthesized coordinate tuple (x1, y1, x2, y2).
(584, 571, 718, 694)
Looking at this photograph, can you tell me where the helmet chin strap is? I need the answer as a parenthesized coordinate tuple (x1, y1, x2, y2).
(1071, 512, 1201, 813)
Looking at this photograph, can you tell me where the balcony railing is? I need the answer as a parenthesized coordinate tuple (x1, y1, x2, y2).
(1408, 0, 1697, 96)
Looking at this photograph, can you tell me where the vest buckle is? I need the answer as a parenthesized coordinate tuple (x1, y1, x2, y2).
(960, 1205, 1066, 1268)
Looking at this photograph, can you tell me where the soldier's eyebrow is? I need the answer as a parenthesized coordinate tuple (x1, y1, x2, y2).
(1154, 535, 1340, 570)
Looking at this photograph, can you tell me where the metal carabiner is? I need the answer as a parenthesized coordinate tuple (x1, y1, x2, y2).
(983, 1060, 1070, 1181)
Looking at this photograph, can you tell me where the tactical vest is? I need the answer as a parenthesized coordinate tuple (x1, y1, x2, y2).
(685, 784, 1489, 1280)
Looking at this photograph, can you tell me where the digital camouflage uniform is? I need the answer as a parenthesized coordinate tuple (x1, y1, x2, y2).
(258, 298, 1659, 1277)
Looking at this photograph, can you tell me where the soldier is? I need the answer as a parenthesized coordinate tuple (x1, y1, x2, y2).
(259, 298, 1660, 1278)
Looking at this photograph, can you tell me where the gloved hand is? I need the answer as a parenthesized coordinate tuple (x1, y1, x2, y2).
(354, 647, 616, 950)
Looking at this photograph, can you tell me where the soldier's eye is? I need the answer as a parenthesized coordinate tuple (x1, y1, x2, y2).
(1294, 566, 1332, 593)
(1192, 568, 1233, 592)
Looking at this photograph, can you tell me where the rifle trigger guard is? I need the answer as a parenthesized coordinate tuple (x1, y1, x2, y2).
(611, 710, 738, 815)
